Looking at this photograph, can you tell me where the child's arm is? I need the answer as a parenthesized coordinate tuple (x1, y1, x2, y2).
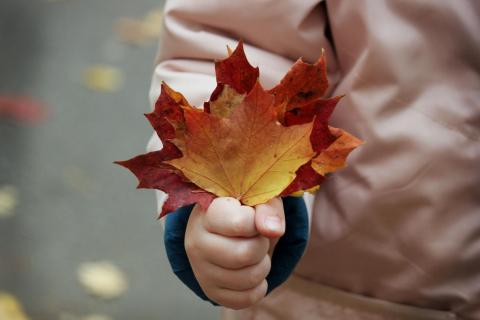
(185, 197, 285, 309)
(153, 0, 333, 306)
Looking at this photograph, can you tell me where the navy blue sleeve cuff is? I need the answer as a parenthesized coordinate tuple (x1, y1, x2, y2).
(163, 196, 309, 305)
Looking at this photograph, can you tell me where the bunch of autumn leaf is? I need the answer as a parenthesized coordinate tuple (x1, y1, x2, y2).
(116, 42, 362, 217)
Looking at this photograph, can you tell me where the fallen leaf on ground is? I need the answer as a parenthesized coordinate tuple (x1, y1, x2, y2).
(82, 315, 113, 320)
(59, 313, 113, 320)
(59, 313, 79, 320)
(115, 9, 163, 46)
(77, 261, 128, 300)
(83, 65, 123, 92)
(142, 10, 163, 38)
(116, 41, 363, 217)
(63, 165, 97, 195)
(0, 185, 18, 219)
(0, 292, 30, 320)
(0, 96, 47, 124)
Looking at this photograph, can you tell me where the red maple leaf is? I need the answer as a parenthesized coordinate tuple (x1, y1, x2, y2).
(116, 41, 362, 217)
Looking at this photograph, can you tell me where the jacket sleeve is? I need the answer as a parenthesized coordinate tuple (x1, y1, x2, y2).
(148, 0, 335, 303)
(147, 0, 338, 213)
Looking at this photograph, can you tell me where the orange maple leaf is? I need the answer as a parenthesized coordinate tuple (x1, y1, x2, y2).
(167, 82, 315, 206)
(116, 41, 363, 217)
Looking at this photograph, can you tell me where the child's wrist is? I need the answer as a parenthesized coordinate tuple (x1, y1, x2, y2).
(163, 196, 309, 305)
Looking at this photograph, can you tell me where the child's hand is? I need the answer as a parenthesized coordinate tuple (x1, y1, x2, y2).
(185, 197, 285, 309)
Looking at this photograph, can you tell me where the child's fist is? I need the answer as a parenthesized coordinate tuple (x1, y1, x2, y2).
(185, 197, 285, 309)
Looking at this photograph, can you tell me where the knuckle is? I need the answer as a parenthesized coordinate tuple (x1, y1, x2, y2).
(233, 237, 269, 267)
(210, 292, 248, 310)
(205, 289, 226, 306)
(203, 214, 219, 232)
(226, 300, 248, 310)
(230, 213, 250, 235)
(240, 294, 257, 309)
(259, 255, 272, 277)
(255, 280, 268, 301)
(231, 292, 258, 310)
(255, 236, 270, 256)
(234, 243, 257, 267)
(247, 257, 270, 287)
(207, 281, 267, 309)
(247, 269, 264, 289)
(247, 282, 267, 306)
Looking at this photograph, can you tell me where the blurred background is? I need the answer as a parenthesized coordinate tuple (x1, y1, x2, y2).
(0, 0, 218, 319)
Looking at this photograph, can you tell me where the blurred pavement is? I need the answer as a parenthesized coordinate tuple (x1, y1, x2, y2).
(0, 0, 218, 319)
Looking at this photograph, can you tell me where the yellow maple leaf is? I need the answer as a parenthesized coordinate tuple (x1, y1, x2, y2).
(167, 83, 314, 205)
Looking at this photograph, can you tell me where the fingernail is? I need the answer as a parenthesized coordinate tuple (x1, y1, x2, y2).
(264, 216, 281, 232)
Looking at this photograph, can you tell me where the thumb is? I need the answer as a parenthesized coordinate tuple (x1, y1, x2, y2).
(254, 197, 286, 239)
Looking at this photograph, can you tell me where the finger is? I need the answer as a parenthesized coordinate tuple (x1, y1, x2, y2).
(202, 255, 271, 291)
(204, 197, 257, 237)
(255, 197, 286, 238)
(195, 232, 270, 269)
(268, 237, 279, 257)
(207, 279, 268, 310)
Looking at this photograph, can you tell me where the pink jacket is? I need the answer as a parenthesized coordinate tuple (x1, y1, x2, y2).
(149, 1, 480, 319)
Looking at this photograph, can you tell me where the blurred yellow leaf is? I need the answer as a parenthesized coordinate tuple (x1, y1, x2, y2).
(82, 315, 113, 320)
(115, 9, 163, 45)
(77, 261, 128, 300)
(63, 165, 96, 195)
(0, 292, 30, 320)
(0, 185, 18, 219)
(59, 313, 113, 320)
(83, 65, 123, 92)
(142, 10, 163, 38)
